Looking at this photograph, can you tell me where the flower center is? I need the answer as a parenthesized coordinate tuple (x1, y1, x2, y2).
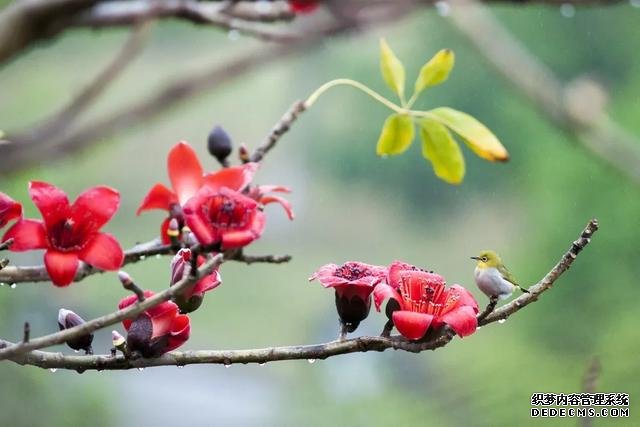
(334, 263, 372, 281)
(399, 275, 459, 316)
(202, 194, 251, 229)
(49, 218, 88, 251)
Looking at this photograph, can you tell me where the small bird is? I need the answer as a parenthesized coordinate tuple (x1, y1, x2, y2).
(471, 250, 529, 299)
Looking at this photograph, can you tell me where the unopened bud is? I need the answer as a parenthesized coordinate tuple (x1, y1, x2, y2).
(58, 309, 93, 353)
(167, 218, 180, 238)
(207, 125, 233, 164)
(112, 330, 126, 348)
(170, 248, 192, 286)
(238, 143, 250, 163)
(119, 271, 145, 302)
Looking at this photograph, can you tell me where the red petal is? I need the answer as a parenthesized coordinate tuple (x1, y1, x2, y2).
(136, 183, 177, 215)
(2, 219, 48, 251)
(289, 0, 319, 13)
(29, 181, 70, 230)
(119, 290, 155, 330)
(149, 301, 179, 338)
(387, 261, 418, 289)
(190, 269, 222, 298)
(168, 141, 204, 205)
(166, 314, 190, 352)
(260, 195, 295, 220)
(449, 284, 479, 313)
(183, 191, 217, 246)
(44, 249, 79, 287)
(160, 217, 171, 245)
(79, 232, 124, 271)
(440, 305, 478, 337)
(220, 210, 265, 249)
(256, 185, 290, 194)
(203, 163, 258, 192)
(70, 186, 120, 234)
(393, 311, 434, 341)
(0, 192, 22, 228)
(373, 283, 403, 312)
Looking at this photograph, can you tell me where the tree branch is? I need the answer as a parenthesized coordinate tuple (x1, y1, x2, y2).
(250, 100, 306, 163)
(0, 217, 598, 370)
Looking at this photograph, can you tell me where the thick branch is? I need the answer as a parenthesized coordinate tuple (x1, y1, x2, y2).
(0, 218, 598, 370)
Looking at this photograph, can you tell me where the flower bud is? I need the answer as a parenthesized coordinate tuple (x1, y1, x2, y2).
(238, 143, 250, 163)
(170, 248, 192, 286)
(167, 218, 180, 238)
(207, 125, 233, 164)
(57, 309, 94, 353)
(112, 330, 126, 348)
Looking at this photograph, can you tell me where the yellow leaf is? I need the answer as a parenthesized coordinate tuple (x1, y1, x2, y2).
(427, 107, 509, 162)
(379, 38, 406, 100)
(414, 49, 455, 95)
(419, 118, 465, 184)
(376, 114, 415, 156)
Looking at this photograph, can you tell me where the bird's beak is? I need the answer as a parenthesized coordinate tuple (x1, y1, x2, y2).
(470, 256, 480, 260)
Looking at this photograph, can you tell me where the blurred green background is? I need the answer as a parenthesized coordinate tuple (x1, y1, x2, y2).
(1, 3, 639, 426)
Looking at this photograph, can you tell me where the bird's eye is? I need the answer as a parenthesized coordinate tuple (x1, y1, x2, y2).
(481, 257, 488, 262)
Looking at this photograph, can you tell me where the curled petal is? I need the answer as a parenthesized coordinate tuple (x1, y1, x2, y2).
(373, 283, 403, 312)
(190, 269, 222, 298)
(149, 301, 180, 338)
(392, 310, 434, 341)
(119, 290, 155, 330)
(44, 250, 79, 287)
(29, 181, 70, 230)
(256, 185, 291, 194)
(168, 141, 204, 205)
(260, 195, 295, 220)
(183, 196, 218, 246)
(0, 192, 22, 228)
(166, 314, 190, 352)
(2, 219, 48, 251)
(136, 183, 177, 215)
(203, 163, 259, 193)
(70, 186, 120, 235)
(449, 284, 479, 313)
(440, 305, 478, 337)
(79, 232, 124, 271)
(221, 211, 266, 249)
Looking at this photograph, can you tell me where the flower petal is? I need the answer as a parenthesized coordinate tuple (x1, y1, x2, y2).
(0, 192, 22, 228)
(119, 290, 155, 330)
(191, 269, 222, 297)
(449, 284, 479, 313)
(2, 219, 48, 251)
(220, 210, 265, 249)
(183, 190, 218, 246)
(79, 232, 124, 271)
(392, 310, 434, 341)
(29, 181, 70, 230)
(70, 186, 120, 235)
(149, 301, 179, 338)
(203, 163, 259, 192)
(136, 183, 177, 215)
(44, 249, 79, 287)
(260, 195, 295, 220)
(256, 185, 291, 194)
(168, 141, 204, 205)
(166, 314, 190, 352)
(440, 305, 478, 337)
(373, 283, 403, 312)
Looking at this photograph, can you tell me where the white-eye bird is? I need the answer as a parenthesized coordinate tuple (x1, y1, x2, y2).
(471, 250, 529, 299)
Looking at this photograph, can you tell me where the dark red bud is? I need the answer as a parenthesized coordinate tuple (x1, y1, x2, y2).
(57, 309, 94, 353)
(207, 125, 233, 164)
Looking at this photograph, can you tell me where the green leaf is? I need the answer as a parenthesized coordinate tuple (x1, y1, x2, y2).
(376, 114, 415, 156)
(427, 107, 509, 162)
(414, 49, 455, 95)
(379, 38, 406, 100)
(419, 118, 465, 184)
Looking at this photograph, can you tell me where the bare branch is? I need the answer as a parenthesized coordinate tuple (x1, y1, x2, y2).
(250, 100, 306, 163)
(0, 238, 13, 251)
(0, 218, 598, 370)
(476, 296, 498, 323)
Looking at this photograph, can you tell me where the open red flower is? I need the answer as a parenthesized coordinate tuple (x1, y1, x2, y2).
(247, 184, 295, 220)
(289, 0, 319, 13)
(374, 261, 479, 340)
(2, 181, 123, 286)
(183, 186, 266, 250)
(119, 291, 190, 357)
(310, 261, 387, 332)
(137, 141, 258, 243)
(170, 248, 221, 313)
(0, 191, 22, 228)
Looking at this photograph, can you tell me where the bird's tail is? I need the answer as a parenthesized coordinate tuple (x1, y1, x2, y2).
(518, 285, 530, 294)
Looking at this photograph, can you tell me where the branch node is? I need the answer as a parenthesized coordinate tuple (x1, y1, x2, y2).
(118, 271, 145, 302)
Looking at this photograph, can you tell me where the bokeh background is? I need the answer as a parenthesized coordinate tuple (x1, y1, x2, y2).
(1, 3, 639, 426)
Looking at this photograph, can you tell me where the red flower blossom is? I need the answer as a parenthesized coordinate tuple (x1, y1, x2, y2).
(183, 186, 266, 250)
(119, 291, 190, 357)
(247, 185, 295, 220)
(289, 0, 319, 13)
(137, 141, 258, 243)
(310, 261, 387, 331)
(374, 261, 479, 340)
(170, 248, 221, 313)
(2, 182, 123, 287)
(0, 191, 22, 228)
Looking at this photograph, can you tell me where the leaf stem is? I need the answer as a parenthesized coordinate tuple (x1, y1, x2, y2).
(304, 78, 405, 114)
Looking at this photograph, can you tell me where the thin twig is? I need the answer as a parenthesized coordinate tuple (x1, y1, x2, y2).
(22, 322, 30, 344)
(0, 218, 598, 370)
(250, 100, 306, 162)
(0, 238, 14, 251)
(476, 296, 498, 323)
(580, 356, 601, 427)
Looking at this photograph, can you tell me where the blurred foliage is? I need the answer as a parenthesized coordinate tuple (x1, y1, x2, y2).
(0, 3, 639, 427)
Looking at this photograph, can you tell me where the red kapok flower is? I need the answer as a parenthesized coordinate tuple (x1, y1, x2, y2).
(247, 184, 295, 220)
(170, 248, 221, 313)
(2, 182, 123, 287)
(374, 261, 479, 340)
(119, 291, 190, 357)
(289, 0, 319, 14)
(0, 191, 22, 228)
(183, 186, 266, 250)
(137, 141, 258, 243)
(310, 261, 388, 332)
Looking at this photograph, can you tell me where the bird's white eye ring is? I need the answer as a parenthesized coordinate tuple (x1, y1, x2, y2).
(481, 257, 488, 262)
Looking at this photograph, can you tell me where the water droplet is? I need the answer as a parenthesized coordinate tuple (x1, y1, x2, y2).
(228, 30, 240, 41)
(0, 282, 5, 287)
(435, 1, 451, 17)
(139, 255, 146, 260)
(155, 254, 161, 259)
(476, 326, 482, 330)
(258, 362, 266, 366)
(307, 359, 316, 364)
(224, 363, 231, 368)
(498, 318, 506, 324)
(560, 3, 575, 17)
(177, 365, 184, 369)
(9, 283, 16, 289)
(137, 367, 144, 372)
(74, 349, 80, 353)
(49, 368, 57, 372)
(631, 0, 640, 8)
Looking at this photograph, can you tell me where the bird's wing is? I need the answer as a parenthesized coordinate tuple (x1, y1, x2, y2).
(498, 264, 519, 286)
